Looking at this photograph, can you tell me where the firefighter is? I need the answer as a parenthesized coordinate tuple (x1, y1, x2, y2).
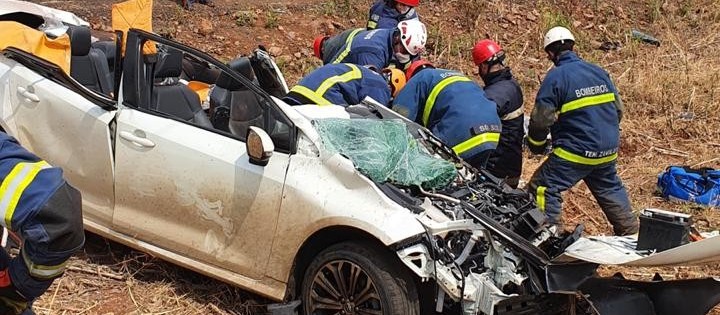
(392, 60, 501, 169)
(312, 19, 427, 72)
(366, 0, 420, 30)
(526, 27, 638, 236)
(0, 132, 85, 314)
(283, 63, 405, 107)
(472, 39, 524, 188)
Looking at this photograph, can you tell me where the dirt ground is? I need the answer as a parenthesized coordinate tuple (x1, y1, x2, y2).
(21, 0, 720, 314)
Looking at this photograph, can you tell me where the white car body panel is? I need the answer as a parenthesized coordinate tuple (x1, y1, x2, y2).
(113, 107, 289, 280)
(0, 56, 115, 226)
(264, 101, 429, 282)
(555, 235, 720, 266)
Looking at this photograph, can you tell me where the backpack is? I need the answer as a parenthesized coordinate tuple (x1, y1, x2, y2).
(657, 166, 720, 207)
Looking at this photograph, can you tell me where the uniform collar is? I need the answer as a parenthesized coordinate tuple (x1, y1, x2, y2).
(555, 51, 580, 66)
(482, 67, 513, 86)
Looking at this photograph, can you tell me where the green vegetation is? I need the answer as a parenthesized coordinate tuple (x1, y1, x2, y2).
(265, 11, 280, 29)
(234, 10, 256, 27)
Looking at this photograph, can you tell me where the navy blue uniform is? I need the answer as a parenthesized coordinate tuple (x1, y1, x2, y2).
(526, 51, 637, 235)
(0, 133, 84, 314)
(367, 0, 419, 30)
(323, 28, 395, 71)
(284, 63, 391, 107)
(483, 68, 524, 188)
(392, 69, 501, 168)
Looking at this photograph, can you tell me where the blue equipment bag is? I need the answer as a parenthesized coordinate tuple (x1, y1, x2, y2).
(657, 166, 720, 207)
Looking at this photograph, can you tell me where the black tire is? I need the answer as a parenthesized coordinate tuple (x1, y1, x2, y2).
(300, 241, 420, 315)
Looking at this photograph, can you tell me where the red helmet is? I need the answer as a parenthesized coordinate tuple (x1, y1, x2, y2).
(472, 39, 503, 65)
(396, 0, 419, 7)
(313, 35, 329, 59)
(405, 59, 435, 79)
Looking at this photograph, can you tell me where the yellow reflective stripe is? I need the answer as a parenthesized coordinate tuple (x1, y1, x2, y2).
(422, 76, 472, 126)
(527, 136, 547, 146)
(290, 64, 362, 106)
(289, 85, 332, 105)
(452, 132, 500, 155)
(536, 186, 547, 212)
(367, 21, 377, 29)
(332, 28, 363, 64)
(22, 250, 67, 279)
(316, 64, 362, 96)
(553, 147, 618, 165)
(560, 92, 616, 114)
(0, 161, 51, 229)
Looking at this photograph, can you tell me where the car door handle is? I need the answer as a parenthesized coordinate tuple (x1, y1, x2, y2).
(119, 131, 156, 148)
(17, 87, 40, 102)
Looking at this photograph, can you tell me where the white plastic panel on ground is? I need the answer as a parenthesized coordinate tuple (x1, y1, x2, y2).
(553, 235, 720, 266)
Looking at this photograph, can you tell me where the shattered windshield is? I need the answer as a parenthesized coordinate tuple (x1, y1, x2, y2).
(314, 118, 457, 189)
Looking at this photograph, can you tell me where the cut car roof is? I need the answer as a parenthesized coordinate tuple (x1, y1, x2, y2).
(0, 0, 89, 26)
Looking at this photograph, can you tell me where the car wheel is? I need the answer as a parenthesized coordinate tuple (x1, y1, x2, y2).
(301, 241, 420, 315)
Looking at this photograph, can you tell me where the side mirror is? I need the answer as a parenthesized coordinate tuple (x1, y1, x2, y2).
(247, 126, 274, 166)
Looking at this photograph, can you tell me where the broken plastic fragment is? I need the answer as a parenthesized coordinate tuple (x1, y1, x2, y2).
(631, 29, 661, 46)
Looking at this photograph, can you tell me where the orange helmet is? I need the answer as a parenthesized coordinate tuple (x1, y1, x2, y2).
(313, 35, 329, 59)
(405, 59, 434, 79)
(472, 39, 504, 65)
(396, 0, 419, 7)
(383, 68, 407, 97)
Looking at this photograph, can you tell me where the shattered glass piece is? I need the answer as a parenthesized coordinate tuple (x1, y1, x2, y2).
(314, 118, 457, 189)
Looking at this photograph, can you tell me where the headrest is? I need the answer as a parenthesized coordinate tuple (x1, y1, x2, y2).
(229, 57, 256, 82)
(215, 57, 255, 90)
(66, 25, 91, 56)
(154, 47, 183, 78)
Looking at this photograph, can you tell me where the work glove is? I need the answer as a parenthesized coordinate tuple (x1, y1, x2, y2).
(0, 269, 28, 315)
(524, 136, 549, 155)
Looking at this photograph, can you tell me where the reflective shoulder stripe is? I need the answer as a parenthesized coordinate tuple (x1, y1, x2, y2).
(367, 20, 377, 29)
(22, 250, 67, 279)
(560, 92, 615, 114)
(332, 28, 363, 64)
(289, 86, 332, 105)
(422, 76, 472, 126)
(553, 147, 618, 165)
(0, 160, 51, 229)
(452, 132, 500, 155)
(527, 136, 547, 146)
(316, 64, 362, 96)
(536, 186, 547, 212)
(501, 106, 524, 121)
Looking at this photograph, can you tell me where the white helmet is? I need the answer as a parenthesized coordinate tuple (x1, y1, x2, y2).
(397, 19, 427, 56)
(543, 26, 575, 49)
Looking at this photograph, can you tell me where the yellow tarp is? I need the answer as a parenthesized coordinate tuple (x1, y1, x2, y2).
(0, 21, 72, 74)
(112, 0, 156, 56)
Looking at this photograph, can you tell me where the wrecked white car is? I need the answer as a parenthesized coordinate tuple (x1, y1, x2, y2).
(1, 2, 720, 315)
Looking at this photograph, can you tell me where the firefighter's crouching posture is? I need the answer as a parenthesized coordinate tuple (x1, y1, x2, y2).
(0, 132, 84, 314)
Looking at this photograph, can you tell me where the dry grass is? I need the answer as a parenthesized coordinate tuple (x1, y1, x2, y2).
(23, 0, 720, 313)
(32, 234, 269, 315)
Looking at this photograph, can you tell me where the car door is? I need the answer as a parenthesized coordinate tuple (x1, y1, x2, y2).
(0, 49, 116, 226)
(112, 31, 294, 279)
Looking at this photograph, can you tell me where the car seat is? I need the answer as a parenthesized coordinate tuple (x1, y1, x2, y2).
(91, 40, 116, 73)
(209, 57, 264, 138)
(67, 25, 113, 96)
(151, 47, 213, 128)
